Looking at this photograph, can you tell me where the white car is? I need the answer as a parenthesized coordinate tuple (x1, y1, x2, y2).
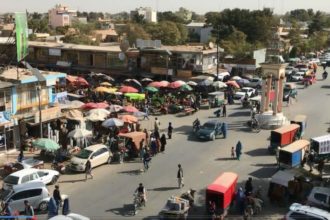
(291, 72, 305, 82)
(70, 144, 113, 172)
(3, 168, 59, 190)
(234, 87, 255, 100)
(285, 203, 330, 220)
(246, 78, 262, 89)
(49, 213, 90, 220)
(307, 187, 330, 210)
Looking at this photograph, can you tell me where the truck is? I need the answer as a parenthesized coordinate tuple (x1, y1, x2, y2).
(310, 134, 330, 161)
(279, 140, 310, 169)
(268, 124, 300, 154)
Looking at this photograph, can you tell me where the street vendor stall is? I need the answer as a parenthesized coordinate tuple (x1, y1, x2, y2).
(118, 132, 146, 159)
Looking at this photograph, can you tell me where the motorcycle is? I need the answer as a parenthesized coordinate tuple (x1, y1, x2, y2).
(133, 193, 146, 215)
(192, 119, 201, 133)
(51, 160, 66, 174)
(323, 71, 328, 80)
(180, 189, 195, 208)
(247, 117, 260, 133)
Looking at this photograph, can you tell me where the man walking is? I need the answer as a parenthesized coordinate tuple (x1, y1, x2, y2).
(154, 117, 160, 131)
(222, 104, 227, 117)
(168, 122, 173, 139)
(235, 141, 242, 160)
(177, 164, 184, 188)
(85, 159, 93, 180)
(53, 185, 62, 209)
(24, 200, 34, 220)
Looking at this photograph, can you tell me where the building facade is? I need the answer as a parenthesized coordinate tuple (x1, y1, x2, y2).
(48, 4, 77, 28)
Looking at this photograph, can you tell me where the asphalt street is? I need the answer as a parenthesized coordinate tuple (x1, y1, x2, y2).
(46, 69, 330, 220)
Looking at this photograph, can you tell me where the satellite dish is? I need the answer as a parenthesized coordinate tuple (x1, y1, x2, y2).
(120, 40, 130, 52)
(118, 52, 126, 61)
(209, 42, 215, 49)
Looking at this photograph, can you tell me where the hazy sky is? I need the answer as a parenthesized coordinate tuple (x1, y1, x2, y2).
(1, 0, 330, 14)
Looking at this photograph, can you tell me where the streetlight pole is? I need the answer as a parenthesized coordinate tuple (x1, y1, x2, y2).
(36, 83, 43, 138)
(216, 25, 220, 81)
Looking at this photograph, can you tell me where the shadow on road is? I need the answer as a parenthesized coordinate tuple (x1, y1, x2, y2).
(253, 163, 276, 167)
(321, 85, 330, 89)
(245, 148, 269, 157)
(249, 167, 277, 178)
(228, 111, 251, 117)
(118, 169, 143, 176)
(105, 204, 133, 216)
(148, 186, 178, 191)
(174, 125, 192, 135)
(58, 178, 86, 184)
(214, 157, 236, 161)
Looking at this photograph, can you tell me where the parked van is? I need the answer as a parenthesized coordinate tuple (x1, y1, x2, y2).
(285, 203, 330, 220)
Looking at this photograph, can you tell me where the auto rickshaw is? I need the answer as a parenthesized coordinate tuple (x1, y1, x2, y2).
(159, 196, 190, 219)
(291, 115, 307, 139)
(268, 124, 300, 154)
(117, 132, 146, 160)
(206, 172, 238, 217)
(208, 92, 225, 108)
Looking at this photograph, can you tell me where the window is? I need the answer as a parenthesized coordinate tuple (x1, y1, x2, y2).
(289, 212, 323, 220)
(98, 148, 108, 155)
(37, 171, 46, 177)
(4, 176, 19, 185)
(21, 175, 30, 184)
(28, 189, 42, 197)
(29, 173, 39, 181)
(314, 193, 327, 203)
(11, 190, 29, 201)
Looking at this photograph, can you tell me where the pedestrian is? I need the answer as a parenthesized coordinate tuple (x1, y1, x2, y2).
(143, 105, 150, 120)
(168, 122, 173, 139)
(160, 134, 167, 152)
(235, 141, 242, 160)
(150, 136, 157, 155)
(307, 151, 315, 172)
(0, 202, 13, 220)
(245, 177, 253, 195)
(154, 129, 160, 140)
(154, 117, 160, 131)
(276, 146, 280, 168)
(17, 150, 24, 162)
(317, 159, 325, 176)
(143, 149, 151, 171)
(177, 164, 184, 188)
(85, 159, 93, 180)
(53, 185, 62, 209)
(231, 147, 235, 158)
(222, 104, 227, 117)
(221, 123, 227, 139)
(287, 95, 290, 106)
(24, 200, 34, 220)
(139, 145, 146, 161)
(235, 187, 245, 215)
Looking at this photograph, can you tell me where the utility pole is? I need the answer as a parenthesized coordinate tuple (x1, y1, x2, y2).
(36, 83, 42, 138)
(216, 25, 220, 81)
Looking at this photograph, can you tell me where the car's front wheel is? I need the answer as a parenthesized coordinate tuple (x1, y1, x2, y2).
(211, 134, 215, 141)
(107, 156, 112, 164)
(39, 201, 48, 212)
(51, 175, 59, 184)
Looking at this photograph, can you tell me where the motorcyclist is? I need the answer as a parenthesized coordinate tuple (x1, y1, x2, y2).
(193, 118, 200, 130)
(135, 183, 146, 205)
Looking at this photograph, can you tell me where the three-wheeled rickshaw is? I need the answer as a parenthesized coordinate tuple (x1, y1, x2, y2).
(310, 134, 330, 162)
(159, 196, 190, 219)
(206, 172, 238, 217)
(278, 140, 310, 169)
(290, 115, 307, 139)
(116, 132, 146, 161)
(268, 124, 300, 154)
(208, 92, 225, 108)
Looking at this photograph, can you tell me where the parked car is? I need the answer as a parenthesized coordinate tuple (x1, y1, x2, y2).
(291, 72, 305, 82)
(3, 158, 44, 176)
(195, 120, 223, 141)
(307, 187, 330, 210)
(295, 64, 309, 72)
(0, 181, 67, 212)
(234, 87, 256, 100)
(3, 168, 59, 190)
(70, 144, 113, 172)
(285, 66, 296, 77)
(246, 78, 262, 89)
(285, 203, 330, 220)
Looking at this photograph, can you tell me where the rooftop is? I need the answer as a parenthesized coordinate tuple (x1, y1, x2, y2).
(93, 29, 118, 36)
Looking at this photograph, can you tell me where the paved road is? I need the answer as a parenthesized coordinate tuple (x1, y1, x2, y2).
(46, 69, 329, 220)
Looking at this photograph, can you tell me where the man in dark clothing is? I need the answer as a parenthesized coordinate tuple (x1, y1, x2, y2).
(245, 177, 253, 195)
(85, 159, 93, 180)
(177, 164, 184, 188)
(160, 134, 167, 152)
(168, 122, 173, 139)
(53, 185, 62, 209)
(24, 200, 34, 219)
(222, 104, 227, 117)
(143, 150, 151, 170)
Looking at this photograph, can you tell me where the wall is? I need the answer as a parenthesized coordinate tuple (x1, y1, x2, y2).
(253, 48, 267, 68)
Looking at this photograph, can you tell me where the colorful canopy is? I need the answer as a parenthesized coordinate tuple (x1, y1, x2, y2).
(180, 84, 193, 91)
(81, 102, 109, 110)
(66, 76, 89, 87)
(86, 109, 110, 121)
(102, 118, 124, 128)
(169, 80, 186, 89)
(144, 86, 159, 93)
(32, 138, 60, 151)
(68, 128, 92, 139)
(141, 78, 153, 82)
(212, 81, 227, 88)
(100, 82, 112, 87)
(187, 81, 198, 86)
(123, 106, 139, 113)
(124, 93, 145, 101)
(64, 109, 84, 121)
(119, 86, 138, 93)
(119, 115, 138, 123)
(109, 104, 123, 112)
(226, 80, 240, 89)
(94, 86, 117, 93)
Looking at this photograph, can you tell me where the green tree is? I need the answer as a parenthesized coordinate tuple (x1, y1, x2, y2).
(55, 26, 70, 35)
(220, 29, 252, 58)
(191, 12, 205, 22)
(175, 7, 192, 23)
(205, 12, 221, 26)
(62, 34, 98, 45)
(288, 20, 303, 46)
(146, 21, 181, 45)
(308, 11, 326, 35)
(117, 23, 150, 46)
(157, 11, 185, 23)
(132, 13, 146, 25)
(28, 16, 49, 33)
(176, 23, 188, 44)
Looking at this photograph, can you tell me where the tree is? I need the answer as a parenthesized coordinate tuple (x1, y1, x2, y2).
(28, 16, 49, 33)
(117, 23, 150, 46)
(157, 11, 185, 23)
(220, 29, 252, 58)
(205, 12, 221, 26)
(176, 23, 188, 44)
(308, 11, 326, 35)
(175, 7, 192, 23)
(132, 13, 146, 25)
(288, 20, 303, 47)
(191, 12, 205, 22)
(62, 34, 98, 45)
(145, 21, 182, 45)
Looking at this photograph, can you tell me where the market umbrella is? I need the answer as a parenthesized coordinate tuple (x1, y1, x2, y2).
(101, 75, 115, 82)
(119, 115, 138, 123)
(226, 80, 240, 89)
(85, 109, 110, 121)
(102, 118, 124, 128)
(81, 102, 109, 110)
(32, 138, 60, 151)
(159, 80, 170, 87)
(212, 81, 227, 89)
(130, 79, 142, 87)
(169, 80, 186, 89)
(123, 106, 139, 113)
(119, 86, 138, 93)
(133, 111, 147, 117)
(187, 81, 198, 86)
(180, 84, 193, 91)
(68, 128, 92, 139)
(60, 100, 85, 110)
(124, 93, 145, 101)
(148, 81, 163, 88)
(109, 104, 123, 112)
(144, 86, 159, 93)
(100, 82, 112, 87)
(94, 86, 113, 93)
(64, 109, 84, 121)
(141, 78, 153, 82)
(232, 76, 242, 80)
(199, 78, 214, 86)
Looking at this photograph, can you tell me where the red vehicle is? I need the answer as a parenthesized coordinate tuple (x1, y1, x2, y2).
(206, 172, 238, 216)
(268, 124, 300, 154)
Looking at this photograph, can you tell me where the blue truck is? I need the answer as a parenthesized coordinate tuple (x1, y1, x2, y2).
(278, 140, 310, 169)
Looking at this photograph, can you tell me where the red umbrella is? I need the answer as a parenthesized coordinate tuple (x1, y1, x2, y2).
(119, 86, 138, 93)
(226, 80, 240, 89)
(76, 77, 89, 86)
(123, 106, 139, 113)
(159, 80, 170, 87)
(148, 81, 162, 88)
(119, 115, 138, 123)
(81, 102, 109, 110)
(168, 80, 186, 89)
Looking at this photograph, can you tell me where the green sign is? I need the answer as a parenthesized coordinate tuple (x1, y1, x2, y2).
(15, 12, 29, 62)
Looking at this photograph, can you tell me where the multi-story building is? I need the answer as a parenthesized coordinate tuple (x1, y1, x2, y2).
(48, 4, 77, 28)
(130, 7, 157, 23)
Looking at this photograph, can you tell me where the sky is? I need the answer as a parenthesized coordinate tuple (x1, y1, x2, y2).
(1, 0, 330, 14)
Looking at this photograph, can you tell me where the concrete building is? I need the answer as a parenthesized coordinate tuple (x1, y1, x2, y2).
(92, 29, 119, 43)
(186, 22, 213, 43)
(130, 7, 157, 23)
(0, 68, 66, 153)
(48, 4, 77, 28)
